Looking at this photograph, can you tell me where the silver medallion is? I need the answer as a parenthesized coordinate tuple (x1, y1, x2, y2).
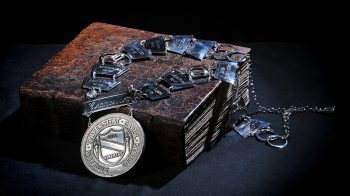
(81, 113, 145, 177)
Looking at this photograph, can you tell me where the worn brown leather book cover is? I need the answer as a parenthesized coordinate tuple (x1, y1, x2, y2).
(19, 22, 251, 165)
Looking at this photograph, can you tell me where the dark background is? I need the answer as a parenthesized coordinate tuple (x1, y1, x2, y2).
(0, 4, 336, 43)
(0, 4, 338, 69)
(0, 4, 340, 195)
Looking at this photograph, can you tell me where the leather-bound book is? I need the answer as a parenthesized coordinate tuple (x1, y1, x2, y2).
(20, 23, 251, 165)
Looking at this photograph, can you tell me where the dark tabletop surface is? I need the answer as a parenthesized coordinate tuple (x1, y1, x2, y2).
(0, 43, 338, 195)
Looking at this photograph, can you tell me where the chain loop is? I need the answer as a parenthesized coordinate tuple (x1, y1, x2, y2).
(248, 67, 335, 142)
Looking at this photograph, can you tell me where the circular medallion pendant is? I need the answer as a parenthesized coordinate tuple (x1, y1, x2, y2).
(81, 113, 145, 177)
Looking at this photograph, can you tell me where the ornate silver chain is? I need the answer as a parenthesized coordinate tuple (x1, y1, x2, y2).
(247, 66, 335, 146)
(81, 34, 335, 149)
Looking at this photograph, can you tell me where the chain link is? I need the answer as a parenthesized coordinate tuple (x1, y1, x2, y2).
(88, 117, 92, 127)
(248, 67, 335, 140)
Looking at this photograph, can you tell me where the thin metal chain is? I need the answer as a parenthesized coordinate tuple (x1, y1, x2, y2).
(248, 67, 335, 140)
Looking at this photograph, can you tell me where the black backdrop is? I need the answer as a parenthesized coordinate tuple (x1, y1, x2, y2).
(1, 4, 337, 68)
(0, 4, 334, 43)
